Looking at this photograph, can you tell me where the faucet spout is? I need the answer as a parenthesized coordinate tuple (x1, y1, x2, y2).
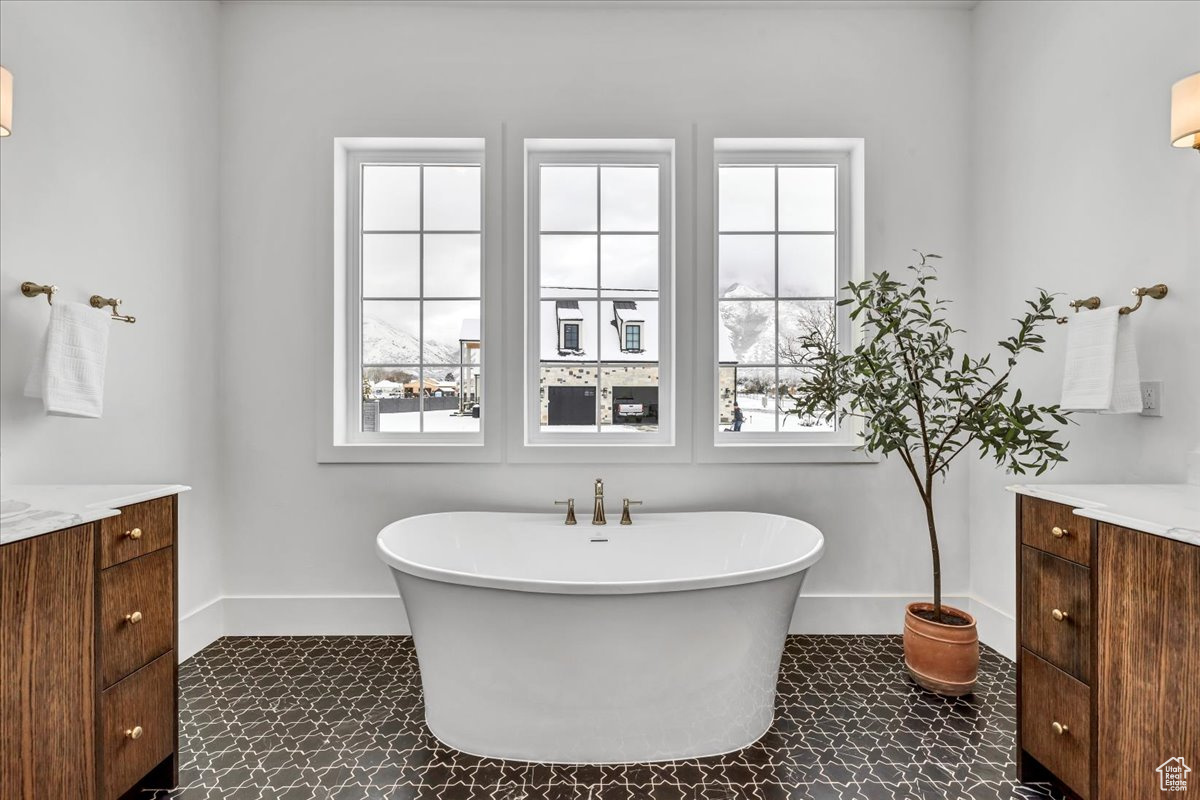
(592, 478, 606, 525)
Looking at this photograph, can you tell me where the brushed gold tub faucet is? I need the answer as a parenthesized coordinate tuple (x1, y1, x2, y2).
(555, 498, 577, 525)
(620, 499, 643, 525)
(592, 478, 606, 525)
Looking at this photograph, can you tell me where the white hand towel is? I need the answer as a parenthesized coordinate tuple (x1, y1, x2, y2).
(1060, 306, 1142, 413)
(1100, 313, 1142, 414)
(23, 302, 111, 418)
(1060, 306, 1119, 410)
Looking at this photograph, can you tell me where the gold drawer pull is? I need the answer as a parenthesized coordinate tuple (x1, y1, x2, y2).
(124, 527, 143, 540)
(1051, 721, 1069, 736)
(125, 725, 143, 740)
(1051, 526, 1068, 539)
(1051, 608, 1069, 622)
(124, 611, 144, 625)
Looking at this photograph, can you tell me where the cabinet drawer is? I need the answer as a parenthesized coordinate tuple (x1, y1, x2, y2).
(1020, 546, 1091, 682)
(99, 651, 175, 800)
(1020, 495, 1090, 565)
(100, 496, 175, 569)
(99, 548, 174, 688)
(1021, 649, 1091, 799)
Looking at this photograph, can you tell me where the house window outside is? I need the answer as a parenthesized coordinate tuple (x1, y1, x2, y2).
(528, 144, 671, 439)
(716, 159, 840, 437)
(356, 154, 483, 436)
(624, 324, 641, 352)
(562, 322, 580, 351)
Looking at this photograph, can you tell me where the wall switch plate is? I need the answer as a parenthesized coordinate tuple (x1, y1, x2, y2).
(1139, 380, 1163, 417)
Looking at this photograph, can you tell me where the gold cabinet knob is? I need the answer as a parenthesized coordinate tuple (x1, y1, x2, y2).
(125, 611, 144, 625)
(1051, 608, 1069, 622)
(1051, 721, 1069, 736)
(124, 527, 143, 540)
(1051, 526, 1067, 539)
(125, 725, 143, 740)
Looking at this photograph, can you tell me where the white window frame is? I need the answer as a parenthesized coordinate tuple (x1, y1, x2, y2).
(623, 322, 642, 353)
(523, 141, 676, 449)
(559, 320, 581, 352)
(696, 137, 873, 463)
(322, 135, 502, 463)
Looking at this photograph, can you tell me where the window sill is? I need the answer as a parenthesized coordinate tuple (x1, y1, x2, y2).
(507, 438, 692, 464)
(697, 441, 879, 464)
(317, 441, 500, 464)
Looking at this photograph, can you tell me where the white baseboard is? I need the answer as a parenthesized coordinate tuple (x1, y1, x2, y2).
(179, 596, 225, 662)
(967, 594, 1016, 661)
(787, 593, 970, 634)
(180, 592, 1015, 663)
(222, 594, 410, 637)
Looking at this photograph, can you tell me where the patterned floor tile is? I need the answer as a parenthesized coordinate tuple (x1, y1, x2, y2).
(145, 636, 1064, 799)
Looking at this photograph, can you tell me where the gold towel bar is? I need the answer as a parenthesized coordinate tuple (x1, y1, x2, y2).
(18, 281, 137, 323)
(1055, 284, 1168, 324)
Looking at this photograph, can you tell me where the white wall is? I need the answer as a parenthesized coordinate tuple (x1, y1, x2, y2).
(13, 1, 1186, 661)
(216, 2, 976, 639)
(0, 0, 225, 656)
(967, 0, 1200, 653)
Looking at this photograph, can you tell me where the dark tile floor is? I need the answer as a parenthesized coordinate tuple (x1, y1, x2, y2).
(147, 635, 1064, 800)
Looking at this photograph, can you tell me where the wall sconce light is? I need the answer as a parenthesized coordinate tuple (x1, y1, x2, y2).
(1170, 71, 1200, 152)
(0, 66, 12, 137)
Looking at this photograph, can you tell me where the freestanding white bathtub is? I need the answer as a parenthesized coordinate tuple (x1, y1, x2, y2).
(376, 511, 824, 764)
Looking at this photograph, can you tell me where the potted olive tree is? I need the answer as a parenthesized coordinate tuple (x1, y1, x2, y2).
(787, 254, 1070, 696)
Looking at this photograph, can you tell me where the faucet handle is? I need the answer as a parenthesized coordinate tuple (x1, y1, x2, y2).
(555, 499, 577, 526)
(620, 499, 643, 526)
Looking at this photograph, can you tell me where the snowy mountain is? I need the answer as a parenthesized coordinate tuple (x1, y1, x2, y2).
(719, 283, 833, 365)
(362, 315, 460, 365)
(720, 282, 771, 300)
(719, 283, 775, 363)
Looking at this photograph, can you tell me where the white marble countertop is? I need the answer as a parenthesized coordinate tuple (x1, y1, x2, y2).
(1007, 483, 1200, 546)
(0, 484, 191, 546)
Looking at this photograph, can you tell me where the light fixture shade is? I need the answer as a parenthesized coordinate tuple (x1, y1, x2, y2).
(1170, 71, 1200, 149)
(0, 66, 11, 137)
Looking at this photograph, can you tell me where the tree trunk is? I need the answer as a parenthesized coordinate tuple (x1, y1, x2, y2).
(924, 492, 942, 621)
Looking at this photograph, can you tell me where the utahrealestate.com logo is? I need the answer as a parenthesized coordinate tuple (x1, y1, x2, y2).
(1158, 757, 1192, 792)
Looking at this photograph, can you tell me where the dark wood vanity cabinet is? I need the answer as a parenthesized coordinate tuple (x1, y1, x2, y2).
(1016, 495, 1199, 800)
(1, 495, 180, 800)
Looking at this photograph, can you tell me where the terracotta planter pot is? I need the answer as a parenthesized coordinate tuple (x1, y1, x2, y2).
(903, 602, 979, 696)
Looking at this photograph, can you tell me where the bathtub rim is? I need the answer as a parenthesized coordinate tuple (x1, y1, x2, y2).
(376, 510, 824, 595)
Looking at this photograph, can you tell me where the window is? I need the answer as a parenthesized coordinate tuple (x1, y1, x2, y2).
(561, 321, 580, 351)
(329, 135, 857, 463)
(714, 147, 850, 442)
(526, 141, 673, 442)
(624, 323, 641, 352)
(342, 143, 485, 446)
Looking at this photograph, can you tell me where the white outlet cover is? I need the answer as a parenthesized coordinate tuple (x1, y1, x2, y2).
(1140, 380, 1163, 417)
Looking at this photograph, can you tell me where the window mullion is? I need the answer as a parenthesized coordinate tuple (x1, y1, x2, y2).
(773, 165, 781, 433)
(418, 165, 425, 433)
(595, 164, 602, 433)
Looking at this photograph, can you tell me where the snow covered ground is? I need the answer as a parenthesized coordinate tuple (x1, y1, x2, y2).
(539, 424, 661, 434)
(382, 412, 660, 434)
(379, 409, 479, 432)
(722, 391, 780, 432)
(719, 391, 831, 433)
(377, 395, 829, 434)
